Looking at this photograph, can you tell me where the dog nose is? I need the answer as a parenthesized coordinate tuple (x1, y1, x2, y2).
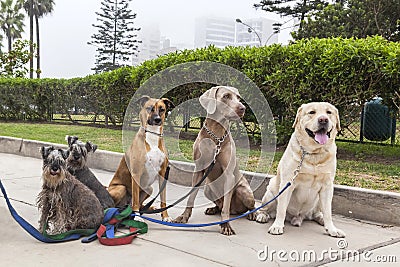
(239, 105, 246, 113)
(154, 117, 162, 124)
(74, 155, 80, 160)
(51, 165, 59, 172)
(318, 116, 329, 124)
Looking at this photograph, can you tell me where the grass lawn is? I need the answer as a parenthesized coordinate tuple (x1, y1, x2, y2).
(1, 121, 399, 192)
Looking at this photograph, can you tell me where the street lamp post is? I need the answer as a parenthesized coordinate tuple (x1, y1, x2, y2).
(235, 18, 262, 47)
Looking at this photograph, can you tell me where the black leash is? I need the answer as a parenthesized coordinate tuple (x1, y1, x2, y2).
(139, 162, 215, 214)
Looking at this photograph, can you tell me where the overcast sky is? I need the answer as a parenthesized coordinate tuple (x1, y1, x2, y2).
(22, 0, 292, 79)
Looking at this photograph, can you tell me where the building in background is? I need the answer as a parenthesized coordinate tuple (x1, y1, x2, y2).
(194, 17, 235, 48)
(133, 23, 161, 65)
(133, 24, 190, 65)
(194, 16, 278, 48)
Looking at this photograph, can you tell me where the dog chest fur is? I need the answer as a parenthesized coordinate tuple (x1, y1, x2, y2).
(143, 126, 165, 188)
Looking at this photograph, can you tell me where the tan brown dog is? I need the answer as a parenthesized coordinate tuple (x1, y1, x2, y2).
(256, 102, 345, 238)
(108, 96, 174, 222)
(174, 86, 257, 235)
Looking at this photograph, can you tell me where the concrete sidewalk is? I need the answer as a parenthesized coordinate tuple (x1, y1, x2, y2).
(0, 152, 399, 267)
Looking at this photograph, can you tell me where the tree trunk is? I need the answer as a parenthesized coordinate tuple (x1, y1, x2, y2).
(112, 0, 118, 68)
(35, 14, 40, 78)
(29, 0, 34, 79)
(7, 30, 12, 52)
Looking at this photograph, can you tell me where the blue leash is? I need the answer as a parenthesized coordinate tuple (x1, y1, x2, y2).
(1, 177, 292, 241)
(134, 181, 292, 228)
(0, 179, 84, 243)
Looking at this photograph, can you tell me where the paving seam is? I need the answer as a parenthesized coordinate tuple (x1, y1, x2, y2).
(300, 236, 400, 267)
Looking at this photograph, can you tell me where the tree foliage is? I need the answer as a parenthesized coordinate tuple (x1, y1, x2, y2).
(0, 39, 35, 78)
(0, 0, 25, 52)
(88, 0, 140, 73)
(293, 0, 400, 41)
(254, 0, 329, 29)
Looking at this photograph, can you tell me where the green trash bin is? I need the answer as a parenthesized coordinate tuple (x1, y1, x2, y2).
(362, 98, 395, 142)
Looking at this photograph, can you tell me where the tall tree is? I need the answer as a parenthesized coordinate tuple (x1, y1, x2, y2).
(293, 0, 400, 41)
(23, 0, 55, 78)
(88, 0, 140, 73)
(254, 0, 329, 30)
(0, 0, 25, 52)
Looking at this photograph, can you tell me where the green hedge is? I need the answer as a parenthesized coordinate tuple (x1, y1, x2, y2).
(0, 36, 398, 143)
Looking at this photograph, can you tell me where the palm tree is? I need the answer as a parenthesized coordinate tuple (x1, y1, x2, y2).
(0, 0, 25, 52)
(24, 0, 55, 78)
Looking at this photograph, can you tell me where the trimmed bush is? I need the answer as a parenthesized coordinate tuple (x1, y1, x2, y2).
(0, 36, 398, 144)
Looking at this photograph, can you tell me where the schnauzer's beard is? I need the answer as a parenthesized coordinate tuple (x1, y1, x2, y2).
(42, 167, 68, 188)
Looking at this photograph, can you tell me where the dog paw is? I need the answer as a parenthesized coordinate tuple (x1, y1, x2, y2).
(268, 224, 284, 235)
(220, 223, 235, 236)
(290, 216, 303, 227)
(256, 212, 269, 223)
(246, 211, 257, 221)
(162, 216, 173, 223)
(326, 227, 346, 238)
(205, 206, 220, 215)
(173, 215, 189, 224)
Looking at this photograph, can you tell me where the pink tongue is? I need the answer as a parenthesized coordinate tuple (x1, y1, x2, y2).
(315, 132, 328, 145)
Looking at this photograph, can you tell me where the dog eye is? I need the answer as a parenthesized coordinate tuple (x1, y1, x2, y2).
(327, 110, 332, 114)
(159, 108, 165, 113)
(309, 111, 316, 114)
(223, 94, 230, 99)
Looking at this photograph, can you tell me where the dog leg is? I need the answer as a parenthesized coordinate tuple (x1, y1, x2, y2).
(159, 167, 172, 222)
(319, 183, 346, 238)
(131, 173, 142, 213)
(108, 185, 127, 207)
(173, 171, 203, 223)
(268, 182, 294, 235)
(220, 173, 236, 236)
(203, 184, 222, 215)
(256, 189, 275, 223)
(234, 183, 256, 221)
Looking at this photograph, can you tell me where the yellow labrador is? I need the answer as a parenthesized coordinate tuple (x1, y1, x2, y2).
(256, 102, 345, 238)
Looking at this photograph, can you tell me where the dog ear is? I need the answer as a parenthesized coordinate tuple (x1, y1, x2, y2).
(85, 141, 97, 153)
(334, 107, 341, 131)
(65, 135, 78, 146)
(137, 95, 150, 107)
(40, 146, 54, 159)
(199, 86, 220, 114)
(161, 98, 175, 110)
(292, 105, 304, 128)
(59, 149, 69, 160)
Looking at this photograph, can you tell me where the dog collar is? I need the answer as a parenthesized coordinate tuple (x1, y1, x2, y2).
(202, 123, 228, 144)
(141, 126, 163, 137)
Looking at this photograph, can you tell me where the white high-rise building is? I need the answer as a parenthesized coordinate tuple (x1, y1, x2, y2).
(194, 16, 278, 48)
(195, 17, 235, 48)
(133, 23, 161, 65)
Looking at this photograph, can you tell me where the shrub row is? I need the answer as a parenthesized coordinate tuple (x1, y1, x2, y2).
(0, 36, 398, 143)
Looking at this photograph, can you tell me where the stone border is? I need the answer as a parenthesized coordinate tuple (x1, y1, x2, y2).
(1, 136, 399, 226)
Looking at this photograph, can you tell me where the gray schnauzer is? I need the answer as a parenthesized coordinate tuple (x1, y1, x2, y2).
(65, 135, 114, 209)
(38, 146, 103, 235)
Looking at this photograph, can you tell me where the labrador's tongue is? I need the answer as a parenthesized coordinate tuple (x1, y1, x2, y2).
(315, 132, 328, 145)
